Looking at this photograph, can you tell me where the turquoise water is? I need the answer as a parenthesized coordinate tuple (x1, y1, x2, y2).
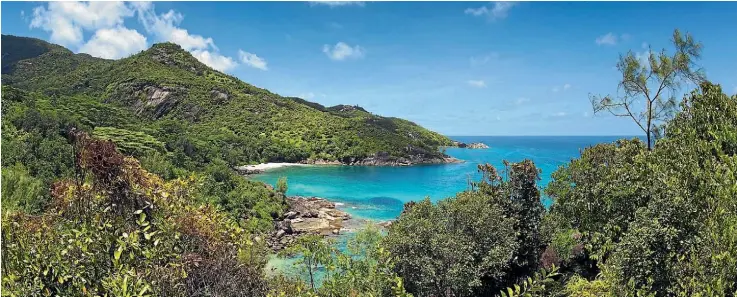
(253, 136, 639, 221)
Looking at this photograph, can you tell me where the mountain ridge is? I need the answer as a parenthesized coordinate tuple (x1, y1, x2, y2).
(1, 34, 455, 169)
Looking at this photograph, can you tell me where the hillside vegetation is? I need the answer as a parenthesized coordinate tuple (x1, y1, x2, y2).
(1, 35, 452, 170)
(3, 30, 737, 297)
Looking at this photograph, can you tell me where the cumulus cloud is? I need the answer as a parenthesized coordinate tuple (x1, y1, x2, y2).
(191, 50, 238, 72)
(79, 26, 147, 59)
(467, 80, 486, 88)
(238, 50, 268, 70)
(28, 1, 240, 71)
(309, 1, 365, 7)
(323, 42, 365, 61)
(595, 32, 618, 46)
(133, 3, 238, 72)
(464, 2, 517, 20)
(30, 1, 134, 46)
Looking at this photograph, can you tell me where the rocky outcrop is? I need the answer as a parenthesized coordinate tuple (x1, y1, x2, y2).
(451, 140, 468, 148)
(450, 140, 489, 149)
(233, 165, 264, 175)
(301, 152, 463, 167)
(467, 142, 490, 149)
(266, 196, 351, 251)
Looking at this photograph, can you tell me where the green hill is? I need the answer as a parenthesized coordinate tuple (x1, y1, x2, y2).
(1, 34, 453, 170)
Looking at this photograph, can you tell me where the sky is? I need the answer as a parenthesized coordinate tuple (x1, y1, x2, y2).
(2, 1, 736, 136)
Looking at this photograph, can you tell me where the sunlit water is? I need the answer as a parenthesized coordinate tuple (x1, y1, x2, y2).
(257, 136, 640, 282)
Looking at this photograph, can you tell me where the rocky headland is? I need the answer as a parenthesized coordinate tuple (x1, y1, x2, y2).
(266, 196, 353, 251)
(450, 140, 490, 149)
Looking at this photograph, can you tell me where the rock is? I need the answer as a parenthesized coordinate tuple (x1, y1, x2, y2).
(332, 229, 340, 235)
(233, 165, 264, 175)
(377, 220, 394, 228)
(467, 142, 490, 149)
(276, 229, 286, 238)
(291, 218, 331, 234)
(283, 211, 298, 219)
(451, 140, 468, 148)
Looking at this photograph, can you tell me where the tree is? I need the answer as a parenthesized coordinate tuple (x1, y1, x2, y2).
(276, 176, 289, 204)
(385, 161, 545, 297)
(280, 234, 336, 291)
(590, 29, 706, 150)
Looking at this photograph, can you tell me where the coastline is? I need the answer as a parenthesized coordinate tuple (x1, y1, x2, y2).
(236, 155, 464, 175)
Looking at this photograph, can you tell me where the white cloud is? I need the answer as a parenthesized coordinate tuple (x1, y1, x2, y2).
(552, 112, 567, 117)
(470, 52, 500, 66)
(467, 80, 486, 88)
(28, 1, 240, 71)
(134, 3, 238, 72)
(595, 32, 618, 46)
(30, 1, 134, 46)
(299, 92, 316, 99)
(191, 50, 237, 72)
(135, 6, 214, 51)
(309, 1, 365, 7)
(552, 83, 572, 92)
(79, 26, 147, 59)
(515, 97, 530, 105)
(238, 50, 268, 70)
(323, 42, 365, 61)
(464, 2, 517, 20)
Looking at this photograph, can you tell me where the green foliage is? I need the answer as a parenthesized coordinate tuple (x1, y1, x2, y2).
(320, 225, 412, 297)
(92, 126, 166, 156)
(1, 135, 271, 296)
(1, 34, 453, 170)
(498, 265, 561, 297)
(385, 161, 545, 297)
(276, 176, 289, 195)
(590, 29, 706, 150)
(547, 82, 737, 296)
(270, 226, 413, 297)
(280, 234, 337, 291)
(1, 164, 47, 214)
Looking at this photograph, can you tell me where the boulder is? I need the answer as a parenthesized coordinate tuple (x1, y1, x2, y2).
(283, 211, 298, 219)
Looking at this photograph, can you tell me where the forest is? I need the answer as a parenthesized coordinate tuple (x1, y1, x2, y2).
(2, 30, 736, 296)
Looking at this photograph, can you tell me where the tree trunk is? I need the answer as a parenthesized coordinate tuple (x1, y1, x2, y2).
(309, 258, 315, 291)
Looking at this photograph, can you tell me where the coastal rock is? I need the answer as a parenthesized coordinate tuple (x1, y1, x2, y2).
(451, 140, 468, 148)
(233, 165, 264, 175)
(467, 142, 490, 149)
(377, 220, 394, 228)
(266, 196, 352, 251)
(283, 211, 298, 220)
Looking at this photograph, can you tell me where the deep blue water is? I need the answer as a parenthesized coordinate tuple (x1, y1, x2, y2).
(253, 136, 640, 222)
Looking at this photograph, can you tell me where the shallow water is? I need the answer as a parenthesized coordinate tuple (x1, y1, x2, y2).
(258, 136, 640, 284)
(253, 136, 638, 221)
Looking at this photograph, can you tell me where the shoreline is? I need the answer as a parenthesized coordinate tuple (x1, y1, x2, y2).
(234, 162, 312, 175)
(237, 156, 464, 175)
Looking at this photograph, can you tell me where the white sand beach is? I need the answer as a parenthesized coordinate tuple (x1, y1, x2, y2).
(235, 162, 310, 174)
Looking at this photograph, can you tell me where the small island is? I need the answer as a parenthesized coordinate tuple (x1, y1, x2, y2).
(451, 140, 490, 149)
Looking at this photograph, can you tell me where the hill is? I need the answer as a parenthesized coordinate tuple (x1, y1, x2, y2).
(1, 35, 454, 170)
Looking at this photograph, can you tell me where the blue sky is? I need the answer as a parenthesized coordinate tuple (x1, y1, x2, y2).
(2, 1, 736, 136)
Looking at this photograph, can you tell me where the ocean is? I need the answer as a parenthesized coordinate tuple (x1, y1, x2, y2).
(258, 135, 640, 280)
(252, 136, 640, 222)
